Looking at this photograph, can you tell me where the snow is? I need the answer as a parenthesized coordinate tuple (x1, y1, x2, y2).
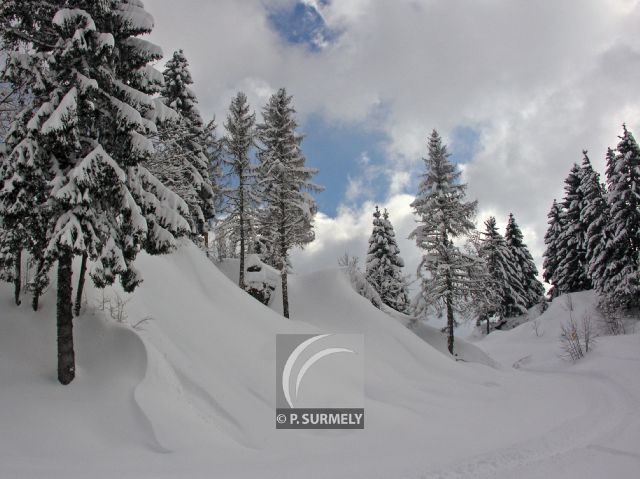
(52, 8, 96, 31)
(137, 65, 165, 89)
(110, 95, 145, 130)
(122, 37, 163, 60)
(115, 4, 155, 32)
(130, 131, 155, 156)
(148, 98, 179, 124)
(96, 33, 115, 50)
(75, 145, 127, 183)
(75, 72, 98, 93)
(1, 242, 639, 478)
(113, 79, 154, 109)
(41, 88, 78, 134)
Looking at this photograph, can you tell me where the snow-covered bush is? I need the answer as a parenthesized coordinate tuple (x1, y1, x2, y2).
(559, 295, 596, 360)
(244, 254, 278, 306)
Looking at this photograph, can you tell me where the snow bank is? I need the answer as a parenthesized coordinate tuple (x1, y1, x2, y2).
(1, 244, 639, 478)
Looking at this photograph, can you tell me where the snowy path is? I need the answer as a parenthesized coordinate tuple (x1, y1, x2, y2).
(414, 344, 640, 479)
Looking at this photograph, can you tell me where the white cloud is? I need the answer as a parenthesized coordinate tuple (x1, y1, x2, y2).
(291, 194, 420, 279)
(344, 175, 365, 202)
(144, 0, 640, 280)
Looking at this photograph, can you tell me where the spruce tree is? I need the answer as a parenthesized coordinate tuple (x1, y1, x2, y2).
(578, 150, 609, 295)
(255, 88, 321, 318)
(504, 213, 544, 310)
(600, 126, 640, 309)
(365, 206, 409, 312)
(479, 216, 527, 326)
(542, 199, 563, 298)
(148, 49, 215, 237)
(409, 130, 480, 354)
(1, 1, 190, 384)
(0, 119, 49, 307)
(555, 163, 591, 294)
(0, 0, 57, 308)
(381, 209, 410, 312)
(222, 91, 256, 290)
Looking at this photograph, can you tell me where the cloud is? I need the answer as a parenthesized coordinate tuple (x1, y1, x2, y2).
(344, 175, 365, 202)
(144, 0, 640, 281)
(291, 194, 420, 279)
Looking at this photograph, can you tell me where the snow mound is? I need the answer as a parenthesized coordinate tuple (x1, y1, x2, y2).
(479, 290, 603, 369)
(2, 243, 640, 478)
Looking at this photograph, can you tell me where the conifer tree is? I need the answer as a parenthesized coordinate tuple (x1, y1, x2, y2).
(1, 1, 190, 384)
(255, 88, 321, 318)
(504, 213, 544, 310)
(555, 164, 591, 294)
(148, 49, 215, 237)
(599, 126, 640, 309)
(410, 130, 481, 354)
(578, 150, 609, 295)
(0, 116, 49, 307)
(221, 91, 256, 289)
(0, 0, 57, 308)
(365, 206, 409, 312)
(542, 199, 563, 298)
(479, 216, 527, 326)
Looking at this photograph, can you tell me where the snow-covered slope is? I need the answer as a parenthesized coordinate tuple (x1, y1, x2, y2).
(1, 242, 639, 478)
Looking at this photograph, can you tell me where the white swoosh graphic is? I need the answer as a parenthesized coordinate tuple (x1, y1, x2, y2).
(295, 347, 355, 399)
(282, 334, 329, 408)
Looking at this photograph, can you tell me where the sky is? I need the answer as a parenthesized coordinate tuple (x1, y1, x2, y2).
(144, 0, 640, 282)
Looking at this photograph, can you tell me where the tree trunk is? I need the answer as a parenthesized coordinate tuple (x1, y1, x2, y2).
(32, 291, 39, 312)
(74, 253, 87, 317)
(279, 201, 289, 319)
(445, 267, 454, 355)
(446, 292, 454, 355)
(57, 250, 75, 385)
(486, 315, 490, 335)
(442, 232, 454, 354)
(31, 257, 45, 312)
(281, 267, 289, 319)
(238, 178, 245, 290)
(14, 249, 21, 306)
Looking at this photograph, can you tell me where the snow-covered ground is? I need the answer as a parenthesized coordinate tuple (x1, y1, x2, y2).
(1, 242, 639, 478)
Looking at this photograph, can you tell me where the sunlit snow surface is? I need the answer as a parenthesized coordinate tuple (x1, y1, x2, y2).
(1, 241, 639, 478)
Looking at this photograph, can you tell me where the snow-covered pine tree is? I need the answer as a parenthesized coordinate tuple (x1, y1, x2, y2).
(221, 91, 256, 290)
(148, 49, 215, 238)
(365, 206, 409, 312)
(479, 216, 526, 329)
(0, 52, 29, 143)
(599, 126, 640, 309)
(542, 199, 563, 298)
(555, 163, 592, 294)
(0, 123, 51, 310)
(255, 88, 321, 319)
(381, 209, 410, 312)
(409, 130, 480, 354)
(1, 1, 190, 384)
(504, 213, 544, 310)
(0, 1, 58, 308)
(577, 150, 609, 295)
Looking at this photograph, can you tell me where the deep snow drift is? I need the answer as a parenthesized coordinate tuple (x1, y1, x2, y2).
(1, 242, 639, 478)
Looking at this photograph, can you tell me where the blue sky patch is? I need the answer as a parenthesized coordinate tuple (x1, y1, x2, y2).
(449, 125, 480, 165)
(267, 1, 340, 52)
(301, 114, 390, 215)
